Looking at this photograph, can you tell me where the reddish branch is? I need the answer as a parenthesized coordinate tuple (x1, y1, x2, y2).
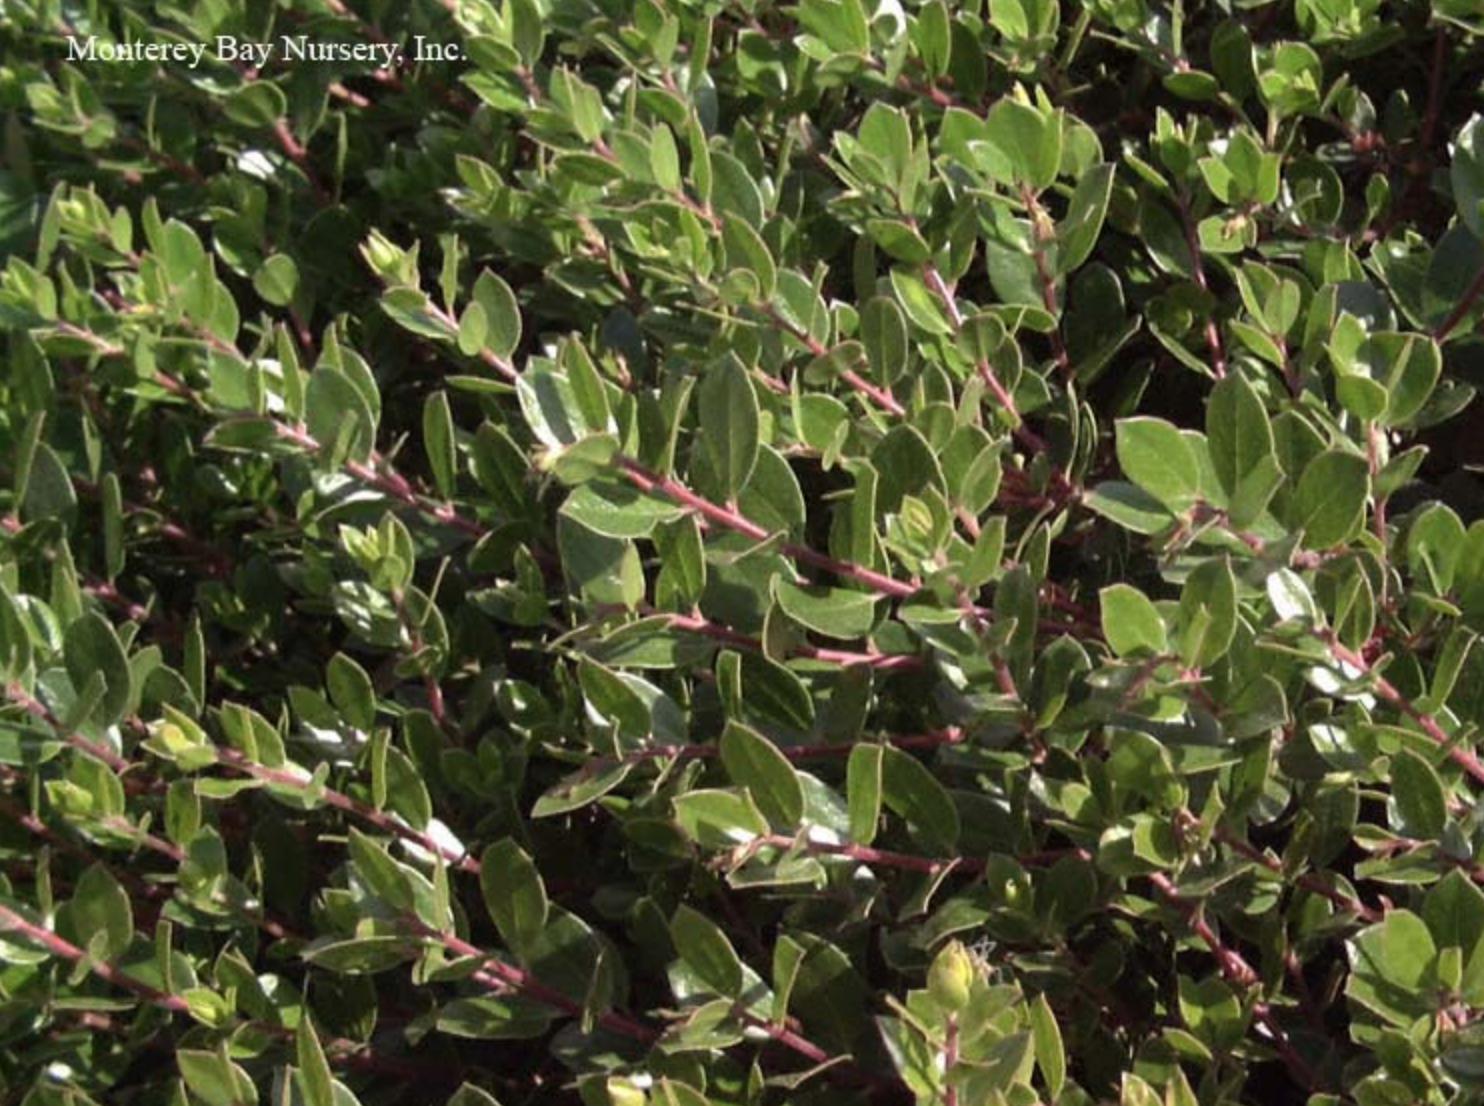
(1196, 814, 1381, 923)
(664, 610, 924, 669)
(0, 901, 425, 1077)
(921, 264, 1040, 447)
(4, 682, 146, 783)
(1016, 184, 1074, 381)
(762, 304, 906, 417)
(1147, 872, 1323, 1093)
(616, 456, 920, 599)
(1173, 192, 1227, 379)
(756, 833, 1091, 876)
(415, 920, 895, 1090)
(1433, 265, 1484, 342)
(1322, 631, 1484, 788)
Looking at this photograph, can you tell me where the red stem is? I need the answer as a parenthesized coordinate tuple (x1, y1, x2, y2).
(1147, 872, 1322, 1092)
(763, 305, 905, 417)
(270, 119, 331, 203)
(1434, 264, 1484, 342)
(616, 457, 920, 599)
(5, 683, 141, 780)
(1323, 632, 1484, 787)
(0, 900, 425, 1076)
(1174, 192, 1227, 379)
(758, 833, 1091, 875)
(664, 610, 923, 669)
(1203, 817, 1380, 923)
(612, 728, 963, 767)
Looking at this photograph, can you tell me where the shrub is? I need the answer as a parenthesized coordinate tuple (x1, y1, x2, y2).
(4, 0, 1484, 1103)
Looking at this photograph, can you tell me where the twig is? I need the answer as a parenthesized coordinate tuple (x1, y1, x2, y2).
(616, 456, 921, 599)
(1174, 191, 1227, 379)
(1147, 872, 1324, 1094)
(1321, 631, 1484, 788)
(0, 902, 422, 1076)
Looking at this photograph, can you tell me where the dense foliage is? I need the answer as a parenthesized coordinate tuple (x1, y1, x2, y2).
(5, 0, 1484, 1103)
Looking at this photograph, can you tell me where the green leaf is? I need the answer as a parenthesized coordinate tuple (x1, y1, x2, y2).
(672, 788, 770, 848)
(771, 933, 807, 1023)
(1452, 114, 1484, 238)
(1206, 372, 1275, 500)
(1409, 502, 1467, 593)
(859, 104, 914, 185)
(519, 365, 590, 449)
(1425, 868, 1484, 954)
(457, 301, 488, 356)
(657, 1080, 713, 1106)
(890, 268, 953, 335)
(1178, 557, 1237, 668)
(302, 934, 419, 974)
(100, 472, 124, 581)
(721, 212, 777, 300)
(436, 993, 554, 1040)
(473, 422, 530, 515)
(1378, 334, 1442, 426)
(670, 904, 744, 997)
(720, 720, 804, 828)
(252, 254, 299, 307)
(472, 271, 521, 361)
(21, 442, 77, 528)
(556, 515, 644, 609)
(860, 296, 909, 384)
(223, 81, 287, 127)
(797, 0, 870, 53)
(651, 123, 681, 191)
(914, 0, 951, 77)
(178, 1050, 259, 1106)
(1267, 567, 1318, 623)
(881, 745, 959, 851)
(160, 220, 208, 289)
(1257, 41, 1323, 119)
(1391, 748, 1447, 839)
(296, 1017, 334, 1106)
(11, 410, 45, 508)
(67, 863, 132, 961)
(698, 355, 761, 499)
(1293, 450, 1369, 549)
(562, 479, 684, 539)
(772, 579, 879, 639)
(1099, 584, 1167, 657)
(63, 612, 133, 728)
(532, 762, 632, 816)
(1347, 910, 1437, 1026)
(981, 100, 1062, 190)
(1178, 975, 1246, 1051)
(1085, 482, 1173, 534)
(480, 839, 549, 956)
(563, 340, 612, 434)
(847, 743, 883, 846)
(348, 828, 414, 910)
(305, 366, 376, 464)
(736, 651, 813, 730)
(446, 1085, 504, 1106)
(656, 516, 707, 608)
(423, 392, 457, 500)
(1115, 417, 1201, 511)
(326, 652, 376, 731)
(1029, 992, 1065, 1100)
(866, 219, 932, 264)
(1057, 163, 1114, 273)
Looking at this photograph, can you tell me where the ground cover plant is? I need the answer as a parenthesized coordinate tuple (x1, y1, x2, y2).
(5, 0, 1484, 1102)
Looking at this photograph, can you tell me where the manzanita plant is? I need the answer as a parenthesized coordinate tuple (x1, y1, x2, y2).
(3, 0, 1484, 1103)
